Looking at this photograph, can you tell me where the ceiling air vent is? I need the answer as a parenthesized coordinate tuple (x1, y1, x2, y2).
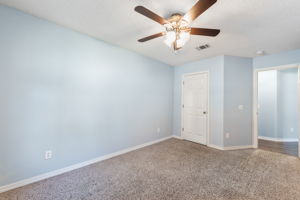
(196, 44, 210, 51)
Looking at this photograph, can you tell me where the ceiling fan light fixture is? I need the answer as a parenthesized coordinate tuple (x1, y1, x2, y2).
(164, 23, 173, 30)
(162, 17, 191, 50)
(164, 29, 190, 50)
(176, 39, 185, 49)
(135, 0, 220, 52)
(179, 19, 189, 28)
(179, 31, 190, 42)
(174, 31, 190, 49)
(164, 31, 176, 47)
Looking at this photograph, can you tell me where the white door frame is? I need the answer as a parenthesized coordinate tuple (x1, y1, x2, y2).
(181, 71, 210, 145)
(252, 63, 300, 157)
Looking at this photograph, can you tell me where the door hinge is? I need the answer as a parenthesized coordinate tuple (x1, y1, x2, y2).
(182, 81, 184, 85)
(182, 127, 184, 131)
(182, 104, 184, 108)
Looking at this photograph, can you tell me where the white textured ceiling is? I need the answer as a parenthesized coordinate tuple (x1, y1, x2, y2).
(1, 0, 300, 66)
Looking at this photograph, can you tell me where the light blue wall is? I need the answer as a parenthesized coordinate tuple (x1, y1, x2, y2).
(0, 6, 174, 187)
(173, 56, 224, 146)
(223, 56, 253, 146)
(277, 68, 298, 139)
(258, 70, 278, 138)
(253, 48, 300, 69)
(174, 56, 253, 147)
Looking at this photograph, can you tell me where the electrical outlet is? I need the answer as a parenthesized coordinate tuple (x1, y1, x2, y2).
(238, 105, 244, 110)
(225, 133, 230, 139)
(157, 128, 161, 134)
(45, 150, 52, 160)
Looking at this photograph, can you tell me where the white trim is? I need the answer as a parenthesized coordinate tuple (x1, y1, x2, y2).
(207, 144, 224, 150)
(208, 144, 253, 151)
(253, 63, 300, 157)
(298, 66, 300, 157)
(258, 136, 298, 142)
(254, 64, 299, 72)
(175, 136, 252, 151)
(172, 135, 182, 140)
(223, 145, 255, 150)
(174, 136, 250, 151)
(253, 68, 259, 148)
(0, 136, 172, 193)
(181, 71, 210, 145)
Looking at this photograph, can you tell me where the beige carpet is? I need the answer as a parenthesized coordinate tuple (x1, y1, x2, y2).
(1, 138, 300, 200)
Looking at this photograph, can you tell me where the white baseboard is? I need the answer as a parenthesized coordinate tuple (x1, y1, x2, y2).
(207, 144, 224, 150)
(0, 136, 172, 193)
(208, 144, 253, 151)
(174, 137, 253, 151)
(222, 145, 254, 150)
(172, 135, 182, 140)
(258, 136, 298, 142)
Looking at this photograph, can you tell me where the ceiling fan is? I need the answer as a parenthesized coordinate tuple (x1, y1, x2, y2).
(134, 0, 220, 51)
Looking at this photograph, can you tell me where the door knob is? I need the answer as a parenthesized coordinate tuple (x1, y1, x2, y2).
(203, 111, 207, 114)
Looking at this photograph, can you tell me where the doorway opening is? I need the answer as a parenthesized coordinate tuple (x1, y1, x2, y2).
(253, 64, 300, 157)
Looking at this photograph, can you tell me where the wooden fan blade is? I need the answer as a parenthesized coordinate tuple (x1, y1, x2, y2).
(190, 28, 220, 36)
(138, 32, 166, 42)
(135, 6, 168, 25)
(183, 0, 217, 23)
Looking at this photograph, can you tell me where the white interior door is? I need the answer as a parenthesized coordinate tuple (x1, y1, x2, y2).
(182, 72, 208, 145)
